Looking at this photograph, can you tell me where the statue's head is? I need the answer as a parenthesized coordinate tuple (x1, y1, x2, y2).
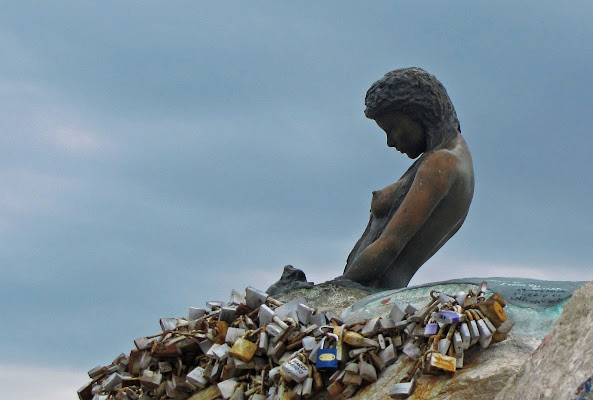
(364, 67, 460, 151)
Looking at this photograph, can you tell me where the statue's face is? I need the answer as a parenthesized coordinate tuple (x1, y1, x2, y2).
(374, 111, 426, 159)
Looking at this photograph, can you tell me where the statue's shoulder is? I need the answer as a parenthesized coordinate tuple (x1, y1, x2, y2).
(419, 149, 461, 175)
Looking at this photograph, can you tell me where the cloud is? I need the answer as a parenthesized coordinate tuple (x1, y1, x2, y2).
(0, 364, 87, 400)
(0, 168, 75, 217)
(42, 125, 102, 153)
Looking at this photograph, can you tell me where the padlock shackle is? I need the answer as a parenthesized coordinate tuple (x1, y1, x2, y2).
(318, 325, 334, 334)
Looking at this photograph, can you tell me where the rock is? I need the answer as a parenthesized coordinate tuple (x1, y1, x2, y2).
(495, 280, 593, 400)
(265, 265, 315, 296)
(273, 280, 373, 310)
(340, 277, 585, 338)
(336, 334, 539, 400)
(276, 277, 585, 400)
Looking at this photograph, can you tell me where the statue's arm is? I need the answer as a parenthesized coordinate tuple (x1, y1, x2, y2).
(341, 152, 458, 284)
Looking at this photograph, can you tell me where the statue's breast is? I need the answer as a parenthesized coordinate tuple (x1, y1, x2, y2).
(370, 175, 411, 218)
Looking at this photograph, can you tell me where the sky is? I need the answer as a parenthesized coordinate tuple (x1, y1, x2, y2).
(0, 1, 591, 398)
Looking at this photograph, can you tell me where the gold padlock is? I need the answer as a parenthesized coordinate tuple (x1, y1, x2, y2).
(229, 337, 258, 362)
(343, 331, 379, 348)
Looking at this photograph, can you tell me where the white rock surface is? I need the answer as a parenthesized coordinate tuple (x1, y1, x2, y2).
(495, 281, 593, 400)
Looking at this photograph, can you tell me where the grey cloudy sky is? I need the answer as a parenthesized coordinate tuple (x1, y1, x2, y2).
(0, 1, 591, 397)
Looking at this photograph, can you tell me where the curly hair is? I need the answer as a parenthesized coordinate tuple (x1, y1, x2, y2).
(364, 67, 460, 151)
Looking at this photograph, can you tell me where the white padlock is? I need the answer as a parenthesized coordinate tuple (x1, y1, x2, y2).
(281, 357, 309, 383)
(459, 323, 471, 350)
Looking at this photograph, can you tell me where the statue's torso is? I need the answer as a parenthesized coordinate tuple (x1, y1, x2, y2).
(345, 134, 474, 289)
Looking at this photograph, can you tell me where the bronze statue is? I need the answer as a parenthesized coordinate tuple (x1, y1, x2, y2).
(340, 68, 474, 289)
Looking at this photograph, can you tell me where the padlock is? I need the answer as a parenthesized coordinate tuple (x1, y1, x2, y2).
(220, 361, 238, 381)
(404, 321, 417, 336)
(454, 291, 467, 306)
(404, 304, 418, 315)
(333, 324, 349, 363)
(424, 318, 439, 337)
(452, 331, 463, 357)
(280, 354, 309, 383)
(219, 307, 237, 324)
(316, 333, 339, 370)
(301, 368, 314, 398)
(380, 316, 397, 332)
(301, 336, 317, 352)
(425, 342, 456, 374)
(464, 311, 480, 346)
(246, 287, 268, 310)
(218, 378, 239, 399)
(259, 305, 290, 331)
(402, 339, 422, 360)
(487, 292, 507, 308)
(348, 347, 370, 358)
(477, 300, 507, 328)
(277, 379, 292, 400)
(229, 384, 245, 400)
(478, 281, 488, 296)
(290, 383, 303, 400)
(390, 376, 416, 399)
(269, 341, 286, 364)
(377, 333, 386, 350)
(229, 337, 258, 362)
(432, 311, 463, 326)
(273, 325, 298, 345)
(470, 310, 492, 348)
(463, 294, 478, 308)
(343, 331, 379, 348)
(327, 380, 344, 398)
(358, 354, 377, 383)
(438, 291, 455, 304)
(212, 343, 231, 360)
(203, 360, 221, 384)
(361, 317, 380, 337)
(438, 323, 457, 355)
(459, 321, 471, 350)
(411, 299, 439, 323)
(392, 334, 403, 348)
(342, 371, 363, 386)
(369, 351, 386, 371)
(257, 330, 268, 356)
(344, 361, 359, 374)
(301, 379, 313, 398)
(225, 327, 246, 345)
(474, 309, 496, 333)
(329, 369, 344, 383)
(186, 366, 208, 389)
(308, 338, 324, 363)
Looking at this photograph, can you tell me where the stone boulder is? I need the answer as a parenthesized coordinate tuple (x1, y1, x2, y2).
(279, 277, 586, 400)
(266, 265, 315, 296)
(495, 280, 593, 400)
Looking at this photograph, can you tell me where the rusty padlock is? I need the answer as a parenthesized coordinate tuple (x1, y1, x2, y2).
(438, 323, 457, 355)
(424, 336, 456, 374)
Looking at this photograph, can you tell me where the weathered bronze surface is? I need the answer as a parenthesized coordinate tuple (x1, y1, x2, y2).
(340, 67, 474, 289)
